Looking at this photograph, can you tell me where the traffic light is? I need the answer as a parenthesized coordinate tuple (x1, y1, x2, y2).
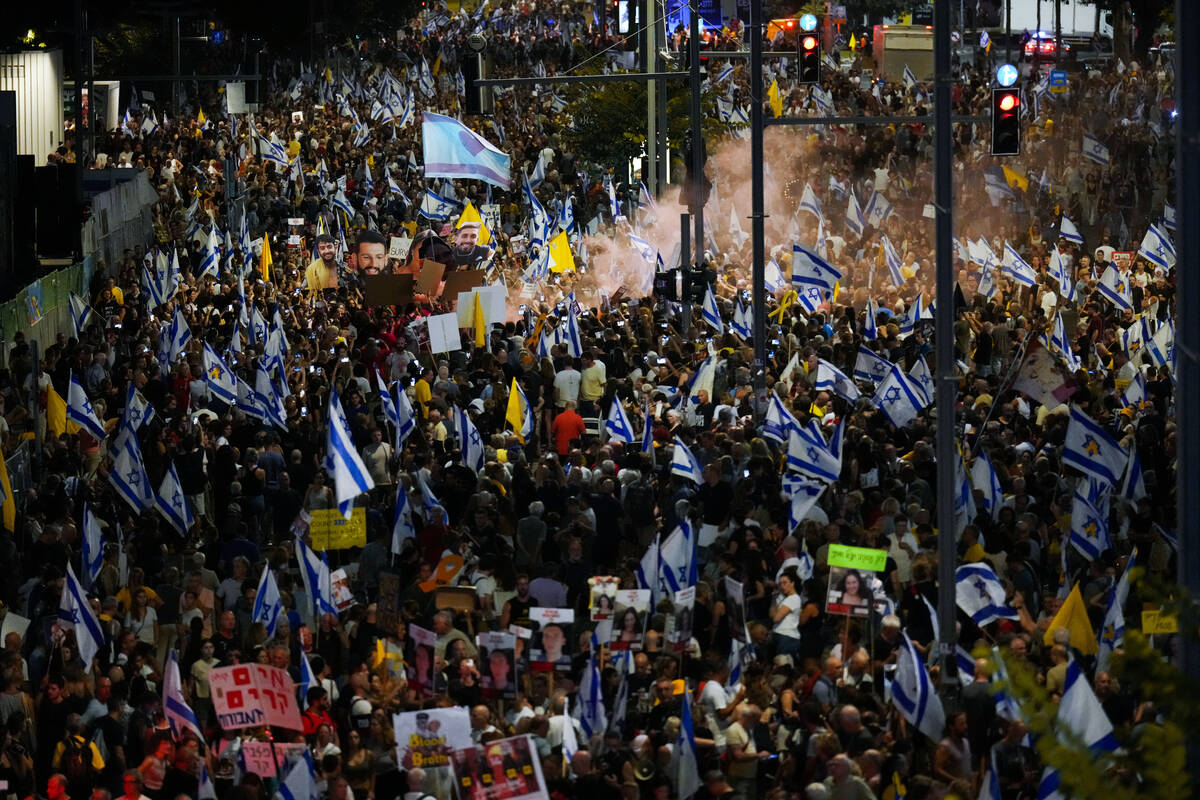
(462, 53, 494, 115)
(799, 33, 820, 84)
(991, 88, 1021, 156)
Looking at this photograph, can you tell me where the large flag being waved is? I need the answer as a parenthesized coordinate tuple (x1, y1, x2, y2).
(816, 359, 861, 403)
(1069, 480, 1112, 560)
(955, 564, 1020, 627)
(296, 537, 337, 618)
(854, 345, 893, 384)
(60, 563, 105, 668)
(605, 398, 636, 444)
(421, 112, 512, 189)
(576, 634, 607, 738)
(456, 405, 486, 473)
(202, 344, 237, 407)
(1036, 660, 1117, 800)
(81, 503, 104, 588)
(68, 374, 107, 440)
(505, 378, 535, 443)
(110, 439, 153, 513)
(660, 521, 698, 594)
(1096, 264, 1133, 310)
(1042, 583, 1099, 655)
(163, 650, 204, 741)
(392, 482, 417, 555)
(891, 632, 945, 741)
(327, 391, 375, 512)
(252, 564, 283, 638)
(1062, 405, 1127, 486)
(671, 690, 703, 800)
(792, 243, 843, 292)
(874, 365, 928, 428)
(786, 420, 843, 484)
(670, 437, 704, 484)
(155, 462, 195, 536)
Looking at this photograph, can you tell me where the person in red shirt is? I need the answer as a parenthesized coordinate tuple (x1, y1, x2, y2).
(301, 687, 335, 738)
(551, 401, 585, 456)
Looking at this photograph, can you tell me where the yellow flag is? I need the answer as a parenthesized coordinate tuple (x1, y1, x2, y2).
(1043, 583, 1099, 655)
(768, 78, 783, 118)
(260, 235, 273, 282)
(197, 108, 206, 126)
(505, 378, 528, 443)
(473, 292, 486, 348)
(849, 33, 857, 51)
(0, 446, 13, 532)
(47, 386, 68, 438)
(548, 231, 575, 273)
(325, 67, 334, 84)
(1002, 165, 1029, 192)
(433, 53, 442, 75)
(457, 201, 493, 246)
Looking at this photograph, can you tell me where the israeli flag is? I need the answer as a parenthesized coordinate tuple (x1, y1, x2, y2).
(422, 111, 512, 189)
(328, 391, 375, 512)
(1096, 264, 1133, 310)
(251, 563, 283, 640)
(80, 503, 104, 588)
(392, 482, 418, 555)
(786, 420, 843, 484)
(605, 399, 636, 444)
(701, 284, 723, 333)
(636, 539, 659, 604)
(456, 405, 486, 473)
(1059, 214, 1084, 245)
(816, 359, 861, 403)
(418, 188, 459, 221)
(783, 473, 826, 533)
(845, 190, 867, 237)
(903, 64, 917, 90)
(955, 563, 1019, 626)
(577, 633, 608, 738)
(763, 391, 800, 444)
(660, 520, 698, 593)
(68, 374, 107, 440)
(69, 292, 93, 335)
(1082, 132, 1110, 165)
(865, 190, 893, 227)
(891, 632, 945, 741)
(854, 345, 893, 384)
(1137, 222, 1175, 270)
(564, 305, 584, 357)
(670, 691, 703, 800)
(155, 462, 194, 536)
(1120, 447, 1147, 505)
(1070, 480, 1112, 560)
(1063, 405, 1127, 486)
(874, 366, 928, 428)
(418, 57, 436, 97)
(670, 437, 704, 485)
(1097, 547, 1135, 673)
(716, 61, 734, 84)
(970, 450, 1006, 520)
(765, 258, 787, 293)
(296, 536, 337, 619)
(1144, 318, 1174, 367)
(881, 235, 906, 286)
(980, 30, 991, 48)
(863, 296, 879, 340)
(1036, 660, 1117, 799)
(198, 226, 220, 279)
(1163, 203, 1176, 232)
(201, 344, 237, 407)
(416, 473, 448, 525)
(799, 182, 823, 220)
(278, 751, 319, 800)
(109, 439, 153, 513)
(609, 649, 634, 735)
(1048, 248, 1072, 297)
(59, 564, 105, 669)
(792, 243, 842, 292)
(1002, 243, 1038, 287)
(908, 356, 934, 405)
(299, 649, 321, 704)
(164, 650, 203, 740)
(376, 370, 401, 437)
(199, 766, 217, 800)
(641, 407, 655, 458)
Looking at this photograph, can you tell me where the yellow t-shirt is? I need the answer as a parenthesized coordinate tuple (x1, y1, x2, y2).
(305, 259, 338, 293)
(115, 585, 160, 613)
(415, 379, 433, 412)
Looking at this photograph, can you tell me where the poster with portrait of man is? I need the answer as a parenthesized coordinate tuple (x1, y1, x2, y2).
(670, 586, 696, 651)
(393, 707, 473, 799)
(354, 230, 392, 276)
(476, 631, 517, 700)
(589, 577, 619, 620)
(609, 589, 650, 651)
(529, 607, 574, 670)
(408, 624, 437, 696)
(449, 735, 548, 800)
(452, 222, 493, 268)
(725, 576, 748, 643)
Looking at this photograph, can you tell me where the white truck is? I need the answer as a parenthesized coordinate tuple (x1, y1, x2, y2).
(997, 0, 1114, 40)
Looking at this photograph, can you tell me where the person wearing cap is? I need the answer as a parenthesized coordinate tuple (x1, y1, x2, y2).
(306, 234, 340, 293)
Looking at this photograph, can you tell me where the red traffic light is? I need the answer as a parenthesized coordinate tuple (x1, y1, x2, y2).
(802, 35, 818, 51)
(999, 93, 1018, 112)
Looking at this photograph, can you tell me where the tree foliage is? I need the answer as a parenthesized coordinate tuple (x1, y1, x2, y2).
(562, 79, 736, 173)
(988, 570, 1199, 800)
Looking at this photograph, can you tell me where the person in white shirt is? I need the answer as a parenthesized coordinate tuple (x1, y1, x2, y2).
(697, 660, 744, 750)
(553, 362, 581, 410)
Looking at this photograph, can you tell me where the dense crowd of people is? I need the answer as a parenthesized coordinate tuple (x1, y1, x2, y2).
(2, 5, 1185, 800)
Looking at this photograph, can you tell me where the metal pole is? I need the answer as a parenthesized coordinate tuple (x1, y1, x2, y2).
(1055, 0, 1062, 66)
(30, 341, 41, 482)
(680, 213, 691, 337)
(1175, 0, 1200, 783)
(933, 0, 958, 685)
(74, 0, 85, 210)
(173, 16, 181, 112)
(1006, 0, 1011, 64)
(646, 0, 658, 197)
(749, 0, 766, 400)
(688, 1, 703, 262)
(656, 3, 668, 195)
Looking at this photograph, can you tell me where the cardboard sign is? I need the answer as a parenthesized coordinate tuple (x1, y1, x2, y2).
(449, 735, 548, 800)
(209, 664, 303, 731)
(480, 203, 502, 231)
(416, 259, 447, 296)
(287, 217, 306, 226)
(510, 235, 527, 255)
(287, 234, 302, 248)
(226, 82, 247, 115)
(389, 235, 413, 260)
(1112, 251, 1135, 269)
(455, 285, 507, 328)
(291, 111, 305, 123)
(1142, 608, 1179, 634)
(441, 269, 486, 303)
(828, 544, 889, 572)
(428, 313, 462, 354)
(331, 568, 355, 610)
(240, 741, 277, 777)
(393, 707, 473, 770)
(363, 275, 415, 307)
(309, 507, 367, 549)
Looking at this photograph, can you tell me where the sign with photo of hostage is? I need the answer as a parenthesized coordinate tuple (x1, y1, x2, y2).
(589, 577, 619, 620)
(825, 566, 877, 618)
(725, 576, 748, 643)
(670, 586, 696, 652)
(408, 624, 438, 696)
(530, 607, 574, 671)
(476, 631, 517, 699)
(450, 735, 549, 800)
(609, 589, 651, 651)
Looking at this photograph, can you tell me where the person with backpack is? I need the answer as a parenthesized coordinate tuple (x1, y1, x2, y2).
(50, 715, 104, 800)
